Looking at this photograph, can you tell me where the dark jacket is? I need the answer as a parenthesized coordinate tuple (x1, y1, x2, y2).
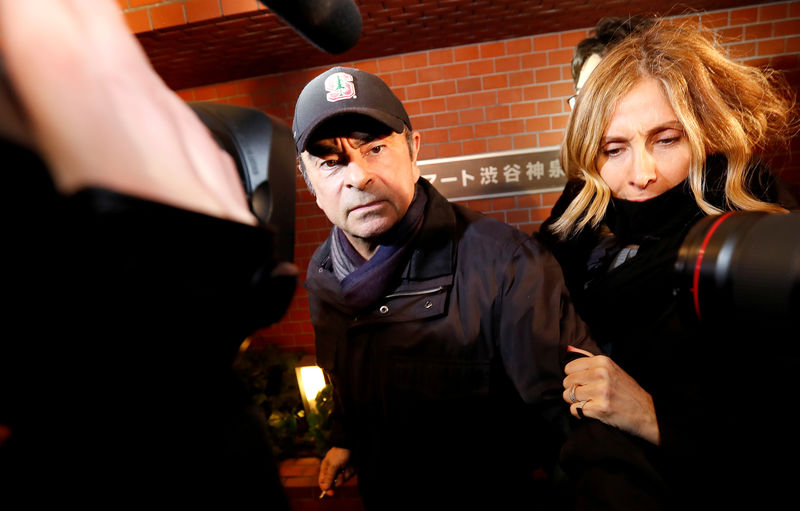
(305, 179, 597, 510)
(537, 156, 799, 509)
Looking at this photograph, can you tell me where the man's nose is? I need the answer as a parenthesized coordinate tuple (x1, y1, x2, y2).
(632, 145, 657, 189)
(344, 154, 373, 190)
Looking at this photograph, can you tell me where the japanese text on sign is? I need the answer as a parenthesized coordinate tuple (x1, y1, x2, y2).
(417, 147, 566, 201)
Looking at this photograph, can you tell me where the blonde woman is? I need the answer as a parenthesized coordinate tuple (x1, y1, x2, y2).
(538, 19, 797, 509)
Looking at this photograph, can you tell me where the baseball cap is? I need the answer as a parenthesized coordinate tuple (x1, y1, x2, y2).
(292, 66, 412, 153)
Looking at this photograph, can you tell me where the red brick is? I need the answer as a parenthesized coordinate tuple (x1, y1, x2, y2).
(215, 82, 237, 97)
(124, 9, 150, 33)
(550, 81, 574, 97)
(533, 33, 559, 51)
(787, 36, 800, 53)
(498, 88, 523, 103)
(493, 197, 516, 210)
(537, 99, 563, 115)
(150, 3, 185, 29)
(512, 133, 539, 149)
(561, 30, 589, 48)
(412, 114, 435, 130)
(729, 42, 756, 59)
(450, 125, 475, 141)
(774, 20, 800, 37)
(432, 81, 457, 96)
(421, 97, 447, 113)
(463, 139, 487, 155)
(526, 116, 550, 132)
(758, 38, 786, 55)
(701, 11, 729, 28)
(791, 1, 800, 18)
(422, 128, 448, 143)
(429, 48, 454, 65)
(499, 119, 525, 134)
(487, 211, 506, 222)
(475, 122, 500, 137)
(552, 114, 570, 130)
(438, 142, 464, 158)
(522, 53, 548, 69)
(531, 208, 553, 221)
(128, 0, 158, 6)
(406, 83, 431, 100)
(483, 74, 508, 89)
(509, 70, 534, 87)
(510, 103, 535, 118)
(549, 48, 573, 65)
(507, 209, 531, 224)
(471, 91, 498, 107)
(220, 0, 259, 16)
(419, 67, 444, 82)
(730, 7, 758, 25)
(454, 46, 480, 62)
(378, 56, 404, 72)
(446, 94, 471, 110)
(480, 41, 506, 58)
(524, 85, 549, 101)
(485, 105, 510, 121)
(393, 69, 418, 86)
(539, 131, 563, 146)
(745, 22, 774, 40)
(488, 137, 512, 152)
(456, 77, 481, 93)
(443, 63, 469, 79)
(759, 3, 788, 21)
(718, 27, 744, 43)
(495, 56, 521, 72)
(460, 108, 485, 124)
(115, 0, 128, 10)
(467, 198, 493, 211)
(535, 67, 561, 83)
(404, 100, 421, 116)
(469, 60, 494, 75)
(542, 191, 563, 206)
(435, 112, 460, 127)
(403, 53, 428, 69)
(185, 0, 221, 23)
(507, 38, 532, 54)
(518, 194, 541, 208)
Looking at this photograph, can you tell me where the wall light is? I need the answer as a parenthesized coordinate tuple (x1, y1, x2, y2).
(295, 355, 326, 414)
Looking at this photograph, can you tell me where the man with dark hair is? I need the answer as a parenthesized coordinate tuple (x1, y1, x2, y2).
(293, 66, 598, 509)
(569, 16, 655, 107)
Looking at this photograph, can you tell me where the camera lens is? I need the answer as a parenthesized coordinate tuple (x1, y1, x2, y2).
(675, 211, 799, 334)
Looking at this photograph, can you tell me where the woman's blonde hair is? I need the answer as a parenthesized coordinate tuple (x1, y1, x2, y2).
(550, 18, 796, 238)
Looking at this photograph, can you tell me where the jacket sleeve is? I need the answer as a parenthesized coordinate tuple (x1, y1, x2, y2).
(496, 236, 599, 406)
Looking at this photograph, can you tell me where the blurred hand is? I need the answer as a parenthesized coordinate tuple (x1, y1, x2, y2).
(0, 0, 256, 225)
(318, 446, 355, 497)
(563, 353, 661, 445)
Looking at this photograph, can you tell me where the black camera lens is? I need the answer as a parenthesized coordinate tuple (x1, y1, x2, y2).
(675, 211, 799, 334)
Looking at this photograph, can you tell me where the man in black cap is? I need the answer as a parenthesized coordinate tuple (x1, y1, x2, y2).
(294, 66, 597, 509)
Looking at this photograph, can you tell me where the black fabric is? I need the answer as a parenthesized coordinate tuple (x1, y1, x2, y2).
(537, 155, 799, 509)
(305, 178, 599, 510)
(1, 139, 293, 507)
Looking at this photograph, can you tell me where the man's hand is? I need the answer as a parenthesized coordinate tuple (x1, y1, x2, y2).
(318, 447, 354, 497)
(0, 0, 256, 225)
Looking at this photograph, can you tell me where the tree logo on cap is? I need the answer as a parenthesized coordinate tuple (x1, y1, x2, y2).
(324, 72, 356, 102)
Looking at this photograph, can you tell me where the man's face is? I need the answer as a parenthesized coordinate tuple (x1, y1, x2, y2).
(301, 124, 421, 248)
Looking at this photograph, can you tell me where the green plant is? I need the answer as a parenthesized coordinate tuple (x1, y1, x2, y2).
(233, 344, 332, 459)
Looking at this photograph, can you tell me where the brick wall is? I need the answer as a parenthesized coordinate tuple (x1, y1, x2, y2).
(135, 1, 800, 352)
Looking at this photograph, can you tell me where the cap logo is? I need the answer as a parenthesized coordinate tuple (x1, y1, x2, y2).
(324, 72, 356, 102)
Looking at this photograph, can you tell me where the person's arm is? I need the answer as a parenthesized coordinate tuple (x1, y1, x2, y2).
(0, 0, 255, 225)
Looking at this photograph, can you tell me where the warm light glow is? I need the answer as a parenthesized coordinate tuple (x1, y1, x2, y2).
(298, 365, 326, 413)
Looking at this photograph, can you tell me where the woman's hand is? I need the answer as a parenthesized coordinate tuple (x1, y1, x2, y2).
(563, 350, 661, 445)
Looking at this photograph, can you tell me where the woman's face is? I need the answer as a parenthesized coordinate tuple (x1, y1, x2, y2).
(597, 77, 691, 201)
